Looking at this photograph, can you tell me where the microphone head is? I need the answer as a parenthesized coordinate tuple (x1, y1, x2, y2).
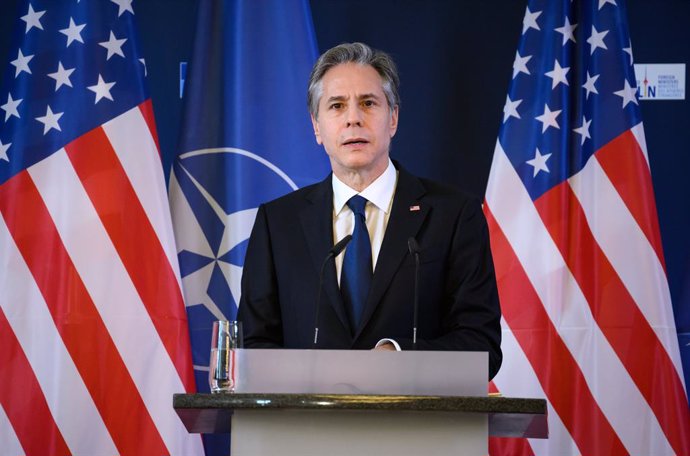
(331, 234, 352, 257)
(407, 236, 420, 255)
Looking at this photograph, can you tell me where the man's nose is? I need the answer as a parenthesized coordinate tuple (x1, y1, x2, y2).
(345, 105, 363, 127)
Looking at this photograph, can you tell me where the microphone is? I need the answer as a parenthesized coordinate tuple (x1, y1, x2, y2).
(313, 235, 352, 347)
(407, 237, 421, 350)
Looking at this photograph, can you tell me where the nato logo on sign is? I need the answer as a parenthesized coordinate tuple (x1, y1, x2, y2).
(169, 148, 297, 343)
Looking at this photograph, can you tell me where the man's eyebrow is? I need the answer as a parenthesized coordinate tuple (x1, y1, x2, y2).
(325, 93, 382, 103)
(326, 95, 348, 103)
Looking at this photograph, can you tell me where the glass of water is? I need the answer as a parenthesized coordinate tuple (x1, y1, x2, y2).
(209, 320, 243, 393)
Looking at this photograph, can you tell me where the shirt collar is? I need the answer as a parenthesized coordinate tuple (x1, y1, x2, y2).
(332, 159, 397, 215)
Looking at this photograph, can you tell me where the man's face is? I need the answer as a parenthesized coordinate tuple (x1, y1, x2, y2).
(311, 63, 399, 178)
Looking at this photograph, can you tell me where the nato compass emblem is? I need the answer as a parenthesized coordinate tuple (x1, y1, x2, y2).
(169, 147, 297, 375)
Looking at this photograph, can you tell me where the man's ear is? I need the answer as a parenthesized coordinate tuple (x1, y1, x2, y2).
(310, 113, 322, 145)
(389, 105, 399, 138)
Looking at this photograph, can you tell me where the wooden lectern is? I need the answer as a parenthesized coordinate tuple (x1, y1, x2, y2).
(174, 349, 547, 455)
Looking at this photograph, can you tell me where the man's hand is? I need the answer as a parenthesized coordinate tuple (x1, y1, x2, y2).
(373, 342, 396, 351)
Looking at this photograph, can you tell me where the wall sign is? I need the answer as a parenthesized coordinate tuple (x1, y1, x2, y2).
(634, 63, 685, 100)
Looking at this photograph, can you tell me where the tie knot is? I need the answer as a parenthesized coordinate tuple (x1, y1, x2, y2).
(347, 195, 368, 216)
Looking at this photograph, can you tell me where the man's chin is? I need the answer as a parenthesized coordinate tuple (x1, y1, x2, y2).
(332, 154, 390, 177)
(334, 156, 375, 173)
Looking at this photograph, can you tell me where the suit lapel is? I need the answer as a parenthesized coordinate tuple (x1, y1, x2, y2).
(300, 176, 352, 335)
(355, 166, 429, 339)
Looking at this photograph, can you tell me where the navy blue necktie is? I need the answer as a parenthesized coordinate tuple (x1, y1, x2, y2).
(341, 195, 372, 331)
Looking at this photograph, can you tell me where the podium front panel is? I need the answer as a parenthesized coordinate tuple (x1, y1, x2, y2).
(234, 349, 488, 396)
(232, 409, 488, 456)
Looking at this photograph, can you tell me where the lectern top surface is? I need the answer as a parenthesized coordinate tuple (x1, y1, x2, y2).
(172, 392, 548, 438)
(174, 392, 546, 414)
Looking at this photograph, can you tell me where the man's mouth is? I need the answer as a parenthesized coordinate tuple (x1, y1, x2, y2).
(342, 138, 369, 146)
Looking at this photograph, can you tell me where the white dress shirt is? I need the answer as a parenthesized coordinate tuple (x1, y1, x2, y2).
(331, 159, 401, 350)
(332, 158, 398, 282)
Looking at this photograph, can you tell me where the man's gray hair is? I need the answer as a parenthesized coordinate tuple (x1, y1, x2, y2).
(307, 42, 400, 118)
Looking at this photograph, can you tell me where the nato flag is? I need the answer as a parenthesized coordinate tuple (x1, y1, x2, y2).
(169, 0, 330, 454)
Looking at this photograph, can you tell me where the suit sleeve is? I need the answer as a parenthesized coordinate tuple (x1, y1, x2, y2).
(236, 204, 284, 348)
(398, 198, 502, 380)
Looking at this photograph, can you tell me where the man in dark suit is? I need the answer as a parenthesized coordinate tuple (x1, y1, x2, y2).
(237, 42, 502, 379)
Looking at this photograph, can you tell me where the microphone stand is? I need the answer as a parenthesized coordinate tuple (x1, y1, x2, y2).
(312, 235, 352, 348)
(408, 237, 421, 350)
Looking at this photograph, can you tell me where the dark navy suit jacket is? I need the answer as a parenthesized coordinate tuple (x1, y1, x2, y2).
(237, 163, 502, 379)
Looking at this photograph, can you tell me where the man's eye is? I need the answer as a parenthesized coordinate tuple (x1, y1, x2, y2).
(330, 103, 343, 110)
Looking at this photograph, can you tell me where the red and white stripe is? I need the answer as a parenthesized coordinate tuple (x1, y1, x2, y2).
(484, 124, 689, 455)
(0, 102, 204, 456)
(0, 404, 24, 456)
(490, 319, 578, 456)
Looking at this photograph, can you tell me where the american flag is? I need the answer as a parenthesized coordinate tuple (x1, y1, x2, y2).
(485, 1, 690, 455)
(0, 1, 203, 455)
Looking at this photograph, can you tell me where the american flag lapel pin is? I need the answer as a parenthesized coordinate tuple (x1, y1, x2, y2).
(409, 204, 421, 212)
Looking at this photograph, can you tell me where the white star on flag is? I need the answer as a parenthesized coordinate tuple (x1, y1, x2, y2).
(522, 7, 541, 34)
(59, 18, 86, 47)
(614, 79, 639, 108)
(555, 17, 577, 45)
(35, 105, 64, 134)
(513, 52, 531, 79)
(111, 0, 135, 17)
(20, 4, 45, 34)
(587, 25, 609, 55)
(624, 41, 634, 65)
(583, 71, 600, 99)
(503, 96, 522, 122)
(87, 74, 116, 103)
(0, 140, 10, 162)
(10, 49, 33, 77)
(99, 31, 127, 60)
(48, 62, 75, 91)
(573, 116, 592, 145)
(599, 0, 618, 9)
(545, 60, 570, 89)
(526, 148, 552, 177)
(535, 104, 561, 133)
(139, 58, 147, 76)
(1, 94, 22, 121)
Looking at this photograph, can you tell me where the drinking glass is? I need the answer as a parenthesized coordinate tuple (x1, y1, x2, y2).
(209, 320, 243, 393)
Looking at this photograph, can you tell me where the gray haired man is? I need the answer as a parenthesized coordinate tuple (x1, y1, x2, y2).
(238, 42, 502, 379)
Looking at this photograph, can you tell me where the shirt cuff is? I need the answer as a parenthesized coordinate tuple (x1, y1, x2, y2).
(375, 338, 401, 351)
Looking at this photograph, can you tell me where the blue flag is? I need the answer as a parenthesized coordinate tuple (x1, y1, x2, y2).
(169, 0, 330, 452)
